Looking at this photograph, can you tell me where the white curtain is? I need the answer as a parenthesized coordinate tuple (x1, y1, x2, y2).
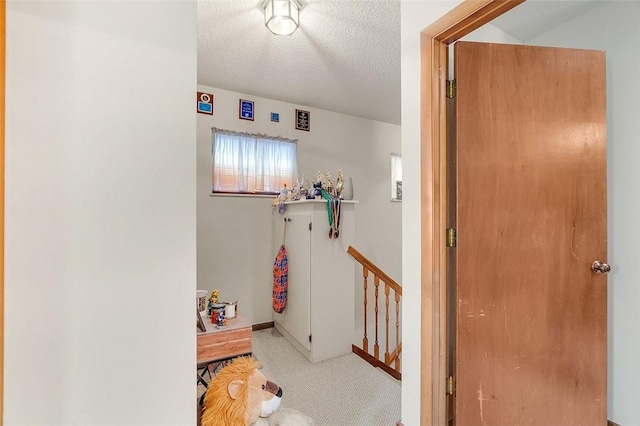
(212, 130, 297, 194)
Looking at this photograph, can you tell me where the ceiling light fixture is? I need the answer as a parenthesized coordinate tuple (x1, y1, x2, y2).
(262, 0, 302, 36)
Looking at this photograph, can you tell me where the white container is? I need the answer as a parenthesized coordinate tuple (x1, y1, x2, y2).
(224, 301, 237, 319)
(341, 177, 354, 200)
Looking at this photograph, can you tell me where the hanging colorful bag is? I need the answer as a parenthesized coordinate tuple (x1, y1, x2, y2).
(273, 245, 288, 313)
(273, 219, 289, 313)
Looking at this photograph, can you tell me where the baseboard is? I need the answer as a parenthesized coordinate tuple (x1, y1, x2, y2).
(608, 421, 621, 426)
(352, 344, 402, 380)
(252, 321, 274, 331)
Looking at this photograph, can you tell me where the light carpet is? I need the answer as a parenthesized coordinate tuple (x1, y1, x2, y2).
(252, 328, 401, 426)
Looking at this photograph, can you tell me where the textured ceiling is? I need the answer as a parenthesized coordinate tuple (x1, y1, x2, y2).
(198, 1, 607, 127)
(197, 0, 401, 125)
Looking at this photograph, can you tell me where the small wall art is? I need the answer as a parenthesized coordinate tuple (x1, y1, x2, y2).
(271, 112, 280, 122)
(295, 109, 310, 131)
(239, 99, 255, 121)
(196, 92, 213, 115)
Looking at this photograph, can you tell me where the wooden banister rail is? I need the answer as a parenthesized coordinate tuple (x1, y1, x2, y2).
(347, 245, 402, 380)
(347, 246, 402, 296)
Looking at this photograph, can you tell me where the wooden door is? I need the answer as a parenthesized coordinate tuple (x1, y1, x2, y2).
(453, 41, 607, 425)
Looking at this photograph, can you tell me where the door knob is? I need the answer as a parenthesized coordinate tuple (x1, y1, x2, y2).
(592, 261, 611, 275)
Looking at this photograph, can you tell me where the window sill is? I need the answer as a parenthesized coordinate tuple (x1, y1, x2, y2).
(210, 192, 275, 199)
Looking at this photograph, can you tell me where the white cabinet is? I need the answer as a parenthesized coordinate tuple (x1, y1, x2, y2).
(272, 200, 356, 363)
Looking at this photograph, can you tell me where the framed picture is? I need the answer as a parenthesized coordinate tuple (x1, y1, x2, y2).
(271, 112, 280, 122)
(196, 91, 213, 115)
(295, 109, 310, 131)
(239, 99, 255, 121)
(196, 307, 207, 332)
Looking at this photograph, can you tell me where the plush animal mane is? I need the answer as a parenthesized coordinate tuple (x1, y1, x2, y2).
(201, 357, 261, 426)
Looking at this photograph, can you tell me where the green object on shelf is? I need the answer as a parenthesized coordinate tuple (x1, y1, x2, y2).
(321, 189, 333, 225)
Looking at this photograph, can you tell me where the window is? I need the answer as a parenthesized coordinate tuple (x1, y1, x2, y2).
(212, 128, 297, 194)
(391, 153, 402, 201)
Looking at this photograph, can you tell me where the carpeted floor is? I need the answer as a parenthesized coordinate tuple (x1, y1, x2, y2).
(197, 327, 401, 425)
(251, 327, 401, 426)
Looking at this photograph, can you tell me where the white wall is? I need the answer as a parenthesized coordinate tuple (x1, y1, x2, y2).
(196, 86, 401, 325)
(526, 3, 640, 423)
(5, 2, 197, 424)
(400, 1, 462, 424)
(461, 22, 523, 44)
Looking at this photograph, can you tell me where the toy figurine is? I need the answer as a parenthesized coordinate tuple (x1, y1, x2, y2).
(216, 309, 226, 327)
(312, 180, 322, 198)
(207, 289, 220, 315)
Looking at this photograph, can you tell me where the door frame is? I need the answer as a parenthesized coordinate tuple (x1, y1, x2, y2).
(419, 1, 524, 424)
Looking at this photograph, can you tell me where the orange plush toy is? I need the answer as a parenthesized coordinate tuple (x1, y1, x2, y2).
(201, 357, 282, 426)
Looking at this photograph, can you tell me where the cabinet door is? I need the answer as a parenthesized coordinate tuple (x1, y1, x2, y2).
(273, 213, 311, 350)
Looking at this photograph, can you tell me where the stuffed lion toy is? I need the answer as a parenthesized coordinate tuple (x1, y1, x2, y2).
(201, 356, 314, 426)
(201, 357, 283, 426)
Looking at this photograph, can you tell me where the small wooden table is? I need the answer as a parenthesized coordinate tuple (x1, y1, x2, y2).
(197, 313, 252, 367)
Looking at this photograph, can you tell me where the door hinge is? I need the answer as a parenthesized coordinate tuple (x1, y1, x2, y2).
(446, 376, 456, 396)
(309, 334, 312, 343)
(446, 80, 456, 99)
(446, 228, 457, 248)
(309, 222, 312, 231)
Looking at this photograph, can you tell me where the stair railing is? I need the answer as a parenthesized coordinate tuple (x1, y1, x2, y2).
(347, 246, 402, 380)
